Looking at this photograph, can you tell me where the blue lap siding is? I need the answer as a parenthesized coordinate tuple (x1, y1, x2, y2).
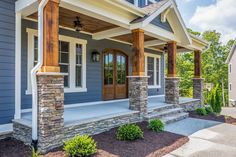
(21, 20, 165, 109)
(0, 0, 16, 124)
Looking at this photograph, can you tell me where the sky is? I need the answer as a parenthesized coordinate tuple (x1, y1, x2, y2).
(175, 0, 236, 43)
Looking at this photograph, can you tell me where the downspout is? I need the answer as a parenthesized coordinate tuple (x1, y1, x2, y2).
(31, 0, 48, 150)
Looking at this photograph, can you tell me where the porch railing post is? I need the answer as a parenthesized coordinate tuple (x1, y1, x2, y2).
(193, 50, 204, 106)
(165, 41, 179, 104)
(128, 29, 148, 116)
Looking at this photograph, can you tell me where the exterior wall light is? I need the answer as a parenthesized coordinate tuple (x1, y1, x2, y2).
(91, 51, 100, 62)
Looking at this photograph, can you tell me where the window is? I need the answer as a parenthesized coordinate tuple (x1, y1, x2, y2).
(230, 64, 232, 74)
(26, 28, 87, 94)
(145, 53, 161, 88)
(230, 83, 232, 91)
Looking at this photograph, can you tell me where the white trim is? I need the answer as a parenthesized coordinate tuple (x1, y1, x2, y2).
(92, 27, 130, 40)
(142, 0, 172, 27)
(134, 0, 139, 7)
(144, 40, 166, 47)
(15, 12, 22, 120)
(26, 28, 87, 94)
(144, 52, 161, 89)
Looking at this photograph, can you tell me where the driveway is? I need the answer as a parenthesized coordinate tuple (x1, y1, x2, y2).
(164, 118, 236, 157)
(221, 107, 236, 118)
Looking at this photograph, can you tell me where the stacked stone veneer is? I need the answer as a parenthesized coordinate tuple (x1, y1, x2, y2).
(193, 78, 204, 106)
(128, 76, 148, 115)
(165, 77, 180, 104)
(179, 100, 201, 111)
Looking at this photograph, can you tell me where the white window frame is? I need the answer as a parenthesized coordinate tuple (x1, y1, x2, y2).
(26, 28, 87, 94)
(144, 53, 161, 89)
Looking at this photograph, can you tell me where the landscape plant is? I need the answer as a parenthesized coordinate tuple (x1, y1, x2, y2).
(196, 107, 207, 116)
(147, 119, 164, 133)
(64, 135, 97, 157)
(116, 124, 143, 141)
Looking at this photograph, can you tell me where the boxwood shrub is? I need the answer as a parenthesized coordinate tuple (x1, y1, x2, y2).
(196, 107, 207, 116)
(116, 124, 143, 141)
(64, 135, 97, 157)
(148, 119, 164, 133)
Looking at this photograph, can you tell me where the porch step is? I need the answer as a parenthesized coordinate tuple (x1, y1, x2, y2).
(145, 106, 189, 125)
(147, 104, 177, 113)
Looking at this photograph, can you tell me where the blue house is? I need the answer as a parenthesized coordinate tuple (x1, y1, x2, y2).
(0, 0, 208, 153)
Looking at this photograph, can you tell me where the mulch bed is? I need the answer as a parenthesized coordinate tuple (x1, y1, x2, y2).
(45, 122, 189, 157)
(0, 137, 31, 157)
(0, 122, 189, 157)
(189, 111, 236, 124)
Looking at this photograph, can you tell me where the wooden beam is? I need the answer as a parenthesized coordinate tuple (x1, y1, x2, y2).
(144, 40, 166, 47)
(132, 29, 145, 76)
(167, 41, 177, 77)
(194, 50, 202, 78)
(92, 27, 130, 40)
(40, 0, 60, 72)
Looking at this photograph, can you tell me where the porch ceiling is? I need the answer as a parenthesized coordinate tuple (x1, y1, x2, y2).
(28, 7, 119, 34)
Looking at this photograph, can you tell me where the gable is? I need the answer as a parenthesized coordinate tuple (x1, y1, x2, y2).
(226, 41, 236, 63)
(150, 15, 173, 32)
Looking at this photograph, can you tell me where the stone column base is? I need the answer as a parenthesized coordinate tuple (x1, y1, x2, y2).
(165, 77, 180, 104)
(193, 78, 204, 106)
(37, 73, 64, 153)
(128, 76, 148, 115)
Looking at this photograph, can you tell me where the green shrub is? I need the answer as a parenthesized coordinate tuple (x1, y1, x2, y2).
(210, 85, 222, 114)
(116, 124, 143, 141)
(148, 119, 164, 133)
(64, 135, 97, 157)
(196, 107, 207, 116)
(31, 147, 39, 157)
(205, 106, 213, 114)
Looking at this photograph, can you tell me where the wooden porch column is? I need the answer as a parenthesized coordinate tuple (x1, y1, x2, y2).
(128, 29, 148, 115)
(131, 29, 145, 76)
(167, 41, 177, 77)
(40, 0, 60, 72)
(194, 50, 202, 78)
(165, 41, 179, 104)
(193, 50, 204, 106)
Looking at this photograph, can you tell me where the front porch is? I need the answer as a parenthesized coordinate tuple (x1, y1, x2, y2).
(21, 96, 199, 126)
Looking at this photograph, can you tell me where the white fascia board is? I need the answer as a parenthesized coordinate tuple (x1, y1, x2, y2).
(142, 0, 172, 27)
(15, 0, 38, 17)
(171, 0, 192, 45)
(92, 27, 130, 40)
(226, 40, 236, 63)
(104, 0, 146, 17)
(61, 0, 130, 29)
(144, 40, 166, 47)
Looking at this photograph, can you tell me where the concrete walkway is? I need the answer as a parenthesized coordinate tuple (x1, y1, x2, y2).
(164, 119, 236, 157)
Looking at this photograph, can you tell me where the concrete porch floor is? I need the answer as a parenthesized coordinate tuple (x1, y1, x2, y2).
(21, 96, 198, 125)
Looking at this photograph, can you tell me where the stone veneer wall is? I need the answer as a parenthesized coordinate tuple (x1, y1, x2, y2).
(193, 78, 204, 106)
(179, 100, 201, 111)
(128, 76, 148, 115)
(13, 120, 32, 145)
(64, 112, 141, 141)
(165, 77, 180, 104)
(13, 111, 141, 149)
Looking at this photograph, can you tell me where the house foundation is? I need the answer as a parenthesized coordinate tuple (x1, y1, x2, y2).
(165, 77, 180, 104)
